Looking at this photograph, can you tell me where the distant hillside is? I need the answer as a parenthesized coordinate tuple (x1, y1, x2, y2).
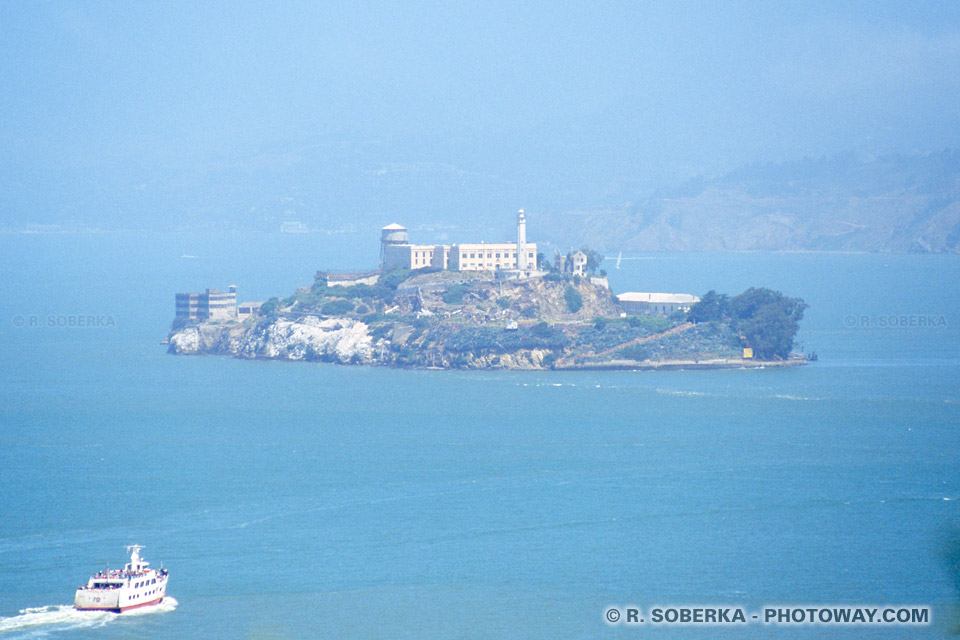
(544, 151, 960, 253)
(7, 141, 959, 254)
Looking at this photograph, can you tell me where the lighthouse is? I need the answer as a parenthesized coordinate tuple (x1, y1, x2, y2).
(516, 209, 528, 271)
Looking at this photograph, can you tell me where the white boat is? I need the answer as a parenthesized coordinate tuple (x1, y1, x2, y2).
(74, 545, 169, 612)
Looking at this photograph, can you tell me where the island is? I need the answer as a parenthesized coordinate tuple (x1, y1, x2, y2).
(166, 267, 810, 371)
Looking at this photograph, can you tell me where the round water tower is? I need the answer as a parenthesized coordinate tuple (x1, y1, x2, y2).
(381, 223, 408, 247)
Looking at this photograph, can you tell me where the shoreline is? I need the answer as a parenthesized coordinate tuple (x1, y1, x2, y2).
(552, 357, 808, 371)
(163, 344, 808, 372)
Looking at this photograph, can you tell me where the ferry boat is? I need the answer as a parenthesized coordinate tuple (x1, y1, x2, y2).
(74, 545, 169, 612)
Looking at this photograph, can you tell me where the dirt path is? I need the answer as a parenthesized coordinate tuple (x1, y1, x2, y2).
(592, 322, 695, 357)
(557, 321, 695, 366)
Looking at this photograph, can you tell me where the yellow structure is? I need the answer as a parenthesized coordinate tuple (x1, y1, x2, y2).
(743, 347, 754, 359)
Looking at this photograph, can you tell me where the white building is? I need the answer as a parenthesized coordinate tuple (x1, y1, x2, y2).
(380, 211, 536, 273)
(617, 292, 700, 316)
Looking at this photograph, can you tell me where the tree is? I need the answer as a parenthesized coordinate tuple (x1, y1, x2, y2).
(579, 246, 605, 275)
(687, 287, 806, 359)
(258, 297, 281, 317)
(729, 288, 807, 359)
(687, 290, 729, 323)
(564, 285, 583, 313)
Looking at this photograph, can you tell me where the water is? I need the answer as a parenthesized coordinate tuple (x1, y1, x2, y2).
(1, 233, 959, 638)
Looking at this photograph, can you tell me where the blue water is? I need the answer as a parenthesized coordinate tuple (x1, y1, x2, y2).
(1, 233, 959, 638)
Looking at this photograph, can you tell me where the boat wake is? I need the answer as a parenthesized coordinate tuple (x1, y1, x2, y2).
(0, 598, 176, 637)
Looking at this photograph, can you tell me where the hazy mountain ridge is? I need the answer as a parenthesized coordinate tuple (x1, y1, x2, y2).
(548, 151, 960, 253)
(5, 145, 959, 253)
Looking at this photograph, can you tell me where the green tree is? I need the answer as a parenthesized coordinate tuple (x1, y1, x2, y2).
(687, 290, 729, 323)
(730, 288, 807, 359)
(687, 287, 806, 359)
(258, 297, 281, 317)
(564, 285, 583, 313)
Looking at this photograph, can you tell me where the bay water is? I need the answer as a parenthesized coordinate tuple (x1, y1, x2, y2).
(1, 233, 958, 638)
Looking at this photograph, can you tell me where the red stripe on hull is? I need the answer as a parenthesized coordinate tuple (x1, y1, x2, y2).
(75, 596, 164, 613)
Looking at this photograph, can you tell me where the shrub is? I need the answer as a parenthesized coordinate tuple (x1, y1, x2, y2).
(369, 324, 392, 340)
(626, 315, 672, 332)
(442, 284, 469, 304)
(444, 324, 569, 354)
(380, 268, 411, 291)
(321, 299, 354, 315)
(258, 297, 280, 317)
(531, 321, 553, 338)
(617, 343, 652, 361)
(496, 297, 511, 309)
(564, 285, 583, 313)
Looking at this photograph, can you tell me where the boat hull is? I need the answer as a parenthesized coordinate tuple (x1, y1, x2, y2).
(75, 595, 164, 613)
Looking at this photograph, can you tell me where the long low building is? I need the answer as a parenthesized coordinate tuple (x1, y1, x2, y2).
(448, 242, 537, 271)
(617, 292, 700, 316)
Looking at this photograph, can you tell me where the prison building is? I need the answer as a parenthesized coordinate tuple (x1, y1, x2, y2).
(175, 285, 238, 322)
(382, 243, 445, 270)
(447, 242, 538, 271)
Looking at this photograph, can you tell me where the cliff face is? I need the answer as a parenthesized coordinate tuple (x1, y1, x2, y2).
(167, 316, 556, 369)
(169, 317, 381, 364)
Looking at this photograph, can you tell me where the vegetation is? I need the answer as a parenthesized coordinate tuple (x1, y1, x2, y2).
(686, 287, 807, 359)
(564, 285, 583, 313)
(442, 284, 469, 304)
(258, 297, 280, 317)
(443, 324, 570, 354)
(321, 299, 354, 315)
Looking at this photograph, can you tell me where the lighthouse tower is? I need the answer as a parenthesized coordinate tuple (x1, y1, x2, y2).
(516, 209, 528, 271)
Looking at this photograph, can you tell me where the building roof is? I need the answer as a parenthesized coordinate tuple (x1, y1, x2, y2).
(382, 223, 407, 230)
(617, 292, 700, 304)
(452, 242, 536, 249)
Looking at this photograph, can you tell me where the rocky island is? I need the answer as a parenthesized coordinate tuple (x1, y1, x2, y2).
(166, 267, 810, 371)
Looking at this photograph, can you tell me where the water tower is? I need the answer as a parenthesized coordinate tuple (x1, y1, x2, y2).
(380, 223, 409, 269)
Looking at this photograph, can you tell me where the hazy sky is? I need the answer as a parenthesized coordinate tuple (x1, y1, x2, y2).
(2, 1, 959, 225)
